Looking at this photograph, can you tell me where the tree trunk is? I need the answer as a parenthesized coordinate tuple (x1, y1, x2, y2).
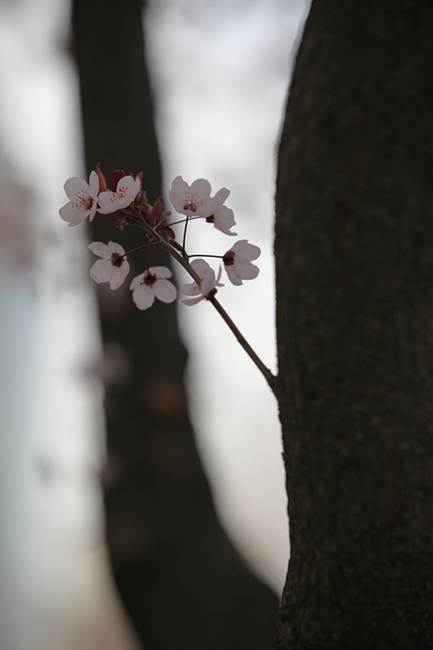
(71, 1, 279, 648)
(275, 1, 433, 647)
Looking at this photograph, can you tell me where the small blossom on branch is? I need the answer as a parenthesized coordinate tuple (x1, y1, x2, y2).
(88, 241, 130, 290)
(222, 240, 261, 286)
(97, 174, 142, 214)
(130, 266, 177, 310)
(59, 171, 99, 227)
(168, 176, 230, 218)
(207, 205, 237, 236)
(180, 259, 223, 306)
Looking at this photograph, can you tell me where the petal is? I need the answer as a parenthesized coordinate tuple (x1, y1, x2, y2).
(170, 175, 189, 195)
(189, 178, 211, 203)
(190, 258, 212, 278)
(63, 177, 89, 201)
(154, 279, 177, 303)
(114, 175, 141, 200)
(232, 240, 261, 261)
(90, 258, 113, 284)
(108, 241, 126, 256)
(200, 187, 230, 217)
(213, 206, 237, 235)
(200, 267, 216, 295)
(181, 295, 204, 306)
(236, 261, 260, 279)
(168, 176, 190, 213)
(88, 201, 98, 221)
(130, 273, 144, 290)
(225, 266, 243, 286)
(88, 242, 111, 259)
(215, 265, 224, 286)
(97, 191, 118, 214)
(59, 202, 85, 225)
(148, 266, 172, 279)
(180, 280, 200, 296)
(88, 170, 99, 197)
(132, 285, 156, 310)
(109, 260, 130, 290)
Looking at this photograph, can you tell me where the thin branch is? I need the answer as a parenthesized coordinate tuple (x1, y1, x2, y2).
(208, 296, 277, 393)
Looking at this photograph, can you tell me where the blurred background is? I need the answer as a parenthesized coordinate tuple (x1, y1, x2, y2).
(0, 0, 309, 647)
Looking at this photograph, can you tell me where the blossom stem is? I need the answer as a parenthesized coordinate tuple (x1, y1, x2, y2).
(208, 296, 277, 393)
(188, 254, 223, 260)
(182, 215, 189, 253)
(124, 242, 155, 256)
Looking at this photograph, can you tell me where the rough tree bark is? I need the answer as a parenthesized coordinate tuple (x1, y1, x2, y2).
(71, 1, 279, 649)
(275, 1, 433, 648)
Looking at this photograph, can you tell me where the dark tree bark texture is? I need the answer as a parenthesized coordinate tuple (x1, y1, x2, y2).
(72, 0, 279, 648)
(275, 1, 433, 648)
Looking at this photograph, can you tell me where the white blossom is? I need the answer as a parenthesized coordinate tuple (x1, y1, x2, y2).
(181, 259, 223, 306)
(59, 171, 99, 227)
(97, 175, 141, 214)
(130, 266, 177, 310)
(168, 176, 229, 217)
(88, 241, 130, 290)
(223, 240, 261, 285)
(211, 205, 237, 236)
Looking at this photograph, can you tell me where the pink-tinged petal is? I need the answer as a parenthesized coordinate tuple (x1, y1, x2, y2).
(190, 258, 211, 278)
(88, 242, 111, 258)
(200, 187, 230, 218)
(88, 170, 99, 196)
(90, 258, 113, 284)
(154, 279, 177, 303)
(180, 295, 204, 306)
(63, 177, 89, 200)
(200, 268, 216, 295)
(213, 206, 237, 235)
(97, 175, 141, 214)
(232, 240, 261, 261)
(109, 260, 130, 290)
(59, 202, 86, 226)
(189, 179, 211, 202)
(180, 280, 201, 296)
(149, 266, 172, 279)
(113, 175, 141, 205)
(132, 285, 156, 310)
(235, 261, 259, 279)
(130, 274, 143, 291)
(215, 265, 224, 286)
(97, 190, 120, 214)
(170, 176, 189, 195)
(168, 177, 188, 213)
(88, 202, 98, 221)
(225, 266, 243, 286)
(108, 241, 126, 256)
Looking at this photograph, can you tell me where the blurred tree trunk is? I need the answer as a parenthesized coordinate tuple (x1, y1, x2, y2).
(275, 1, 433, 648)
(71, 0, 279, 648)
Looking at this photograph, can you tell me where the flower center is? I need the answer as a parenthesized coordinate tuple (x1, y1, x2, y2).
(111, 253, 124, 268)
(73, 190, 93, 211)
(222, 250, 235, 266)
(144, 270, 157, 286)
(183, 200, 197, 212)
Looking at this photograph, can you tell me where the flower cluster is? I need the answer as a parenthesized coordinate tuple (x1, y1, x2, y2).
(59, 168, 261, 310)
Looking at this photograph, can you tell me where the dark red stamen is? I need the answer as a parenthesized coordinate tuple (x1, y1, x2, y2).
(111, 253, 124, 268)
(223, 250, 235, 266)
